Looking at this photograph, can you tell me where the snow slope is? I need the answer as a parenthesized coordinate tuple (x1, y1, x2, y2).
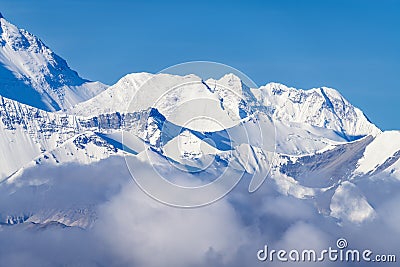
(68, 72, 154, 116)
(4, 131, 123, 185)
(0, 95, 80, 180)
(0, 94, 133, 181)
(354, 131, 400, 178)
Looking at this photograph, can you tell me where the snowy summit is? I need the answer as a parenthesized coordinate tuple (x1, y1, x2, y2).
(0, 14, 107, 111)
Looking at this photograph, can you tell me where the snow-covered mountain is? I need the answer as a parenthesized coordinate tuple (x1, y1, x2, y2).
(2, 69, 397, 222)
(272, 133, 400, 223)
(1, 13, 400, 267)
(70, 72, 379, 136)
(252, 82, 381, 139)
(1, 71, 400, 267)
(0, 94, 153, 182)
(0, 13, 107, 111)
(0, 48, 385, 183)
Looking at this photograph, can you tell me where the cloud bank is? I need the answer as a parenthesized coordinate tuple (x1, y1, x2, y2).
(0, 157, 399, 267)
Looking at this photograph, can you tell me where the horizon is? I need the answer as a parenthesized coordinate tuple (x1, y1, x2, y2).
(0, 0, 399, 130)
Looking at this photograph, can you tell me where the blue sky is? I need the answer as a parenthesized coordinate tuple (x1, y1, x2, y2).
(1, 0, 399, 130)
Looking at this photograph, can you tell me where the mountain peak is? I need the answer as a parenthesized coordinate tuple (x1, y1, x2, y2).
(254, 82, 381, 138)
(0, 14, 107, 111)
(222, 72, 241, 80)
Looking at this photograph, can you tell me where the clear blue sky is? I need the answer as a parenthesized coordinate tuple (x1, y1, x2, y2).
(1, 0, 399, 130)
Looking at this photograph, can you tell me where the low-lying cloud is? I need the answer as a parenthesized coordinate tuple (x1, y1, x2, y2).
(0, 157, 399, 267)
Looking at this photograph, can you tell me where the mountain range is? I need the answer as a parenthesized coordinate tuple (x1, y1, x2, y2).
(0, 13, 399, 265)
